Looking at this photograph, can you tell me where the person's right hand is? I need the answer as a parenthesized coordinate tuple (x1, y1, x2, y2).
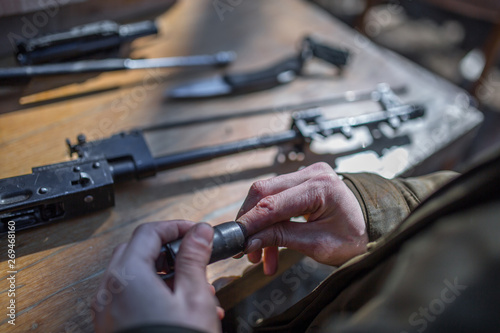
(236, 162, 368, 275)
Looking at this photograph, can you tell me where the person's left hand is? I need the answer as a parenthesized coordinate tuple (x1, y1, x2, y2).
(93, 220, 223, 333)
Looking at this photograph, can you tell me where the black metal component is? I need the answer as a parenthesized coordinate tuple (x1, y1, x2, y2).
(0, 158, 114, 233)
(292, 105, 425, 141)
(154, 130, 301, 172)
(0, 86, 425, 233)
(16, 20, 158, 65)
(221, 36, 349, 94)
(141, 86, 408, 132)
(0, 52, 236, 84)
(167, 36, 350, 99)
(66, 130, 157, 181)
(303, 37, 350, 69)
(158, 221, 247, 279)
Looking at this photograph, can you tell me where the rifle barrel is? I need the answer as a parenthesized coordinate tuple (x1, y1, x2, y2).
(153, 129, 300, 173)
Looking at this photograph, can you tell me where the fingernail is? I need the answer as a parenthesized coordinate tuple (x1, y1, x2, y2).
(244, 238, 262, 254)
(193, 223, 213, 247)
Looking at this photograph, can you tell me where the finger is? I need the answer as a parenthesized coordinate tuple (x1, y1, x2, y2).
(238, 173, 337, 235)
(247, 248, 262, 264)
(263, 246, 279, 276)
(124, 220, 196, 265)
(93, 242, 128, 318)
(217, 306, 225, 320)
(174, 223, 214, 292)
(210, 284, 225, 319)
(237, 162, 334, 219)
(246, 220, 321, 254)
(97, 243, 127, 291)
(109, 242, 127, 268)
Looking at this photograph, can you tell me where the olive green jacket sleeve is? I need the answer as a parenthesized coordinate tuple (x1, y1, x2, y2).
(341, 171, 458, 242)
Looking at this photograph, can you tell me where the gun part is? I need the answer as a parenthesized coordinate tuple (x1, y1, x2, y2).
(166, 36, 350, 99)
(0, 85, 425, 233)
(16, 20, 159, 65)
(157, 221, 247, 279)
(0, 51, 236, 84)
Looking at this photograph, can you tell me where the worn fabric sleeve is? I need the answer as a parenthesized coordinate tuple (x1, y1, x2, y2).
(341, 171, 458, 242)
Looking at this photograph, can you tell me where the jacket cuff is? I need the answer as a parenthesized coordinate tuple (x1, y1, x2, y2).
(341, 171, 458, 242)
(342, 173, 410, 242)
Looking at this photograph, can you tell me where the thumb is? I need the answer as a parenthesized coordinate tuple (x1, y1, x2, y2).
(174, 223, 214, 291)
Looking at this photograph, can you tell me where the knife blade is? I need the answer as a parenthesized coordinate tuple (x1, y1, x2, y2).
(166, 56, 302, 99)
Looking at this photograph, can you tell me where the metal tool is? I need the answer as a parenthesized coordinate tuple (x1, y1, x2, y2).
(0, 86, 424, 233)
(157, 221, 247, 279)
(0, 51, 236, 84)
(15, 20, 159, 65)
(166, 36, 350, 99)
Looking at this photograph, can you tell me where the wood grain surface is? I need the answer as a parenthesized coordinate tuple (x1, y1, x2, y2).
(0, 0, 483, 332)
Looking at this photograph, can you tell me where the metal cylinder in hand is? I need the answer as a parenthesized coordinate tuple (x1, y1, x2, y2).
(158, 221, 247, 279)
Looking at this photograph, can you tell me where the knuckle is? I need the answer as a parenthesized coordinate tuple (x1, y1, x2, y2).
(304, 175, 336, 212)
(179, 242, 211, 265)
(272, 224, 288, 247)
(308, 162, 332, 173)
(91, 293, 104, 314)
(312, 172, 336, 184)
(309, 188, 327, 212)
(249, 180, 267, 197)
(186, 292, 213, 310)
(111, 243, 127, 256)
(256, 195, 277, 215)
(312, 174, 337, 198)
(181, 246, 203, 262)
(177, 253, 205, 271)
(132, 223, 155, 237)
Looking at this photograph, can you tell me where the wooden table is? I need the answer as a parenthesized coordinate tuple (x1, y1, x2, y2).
(0, 1, 483, 332)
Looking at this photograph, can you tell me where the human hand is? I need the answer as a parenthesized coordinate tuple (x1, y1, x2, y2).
(237, 162, 368, 275)
(93, 221, 223, 333)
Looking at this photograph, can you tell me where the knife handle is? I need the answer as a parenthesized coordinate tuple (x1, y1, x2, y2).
(305, 37, 350, 68)
(224, 56, 303, 93)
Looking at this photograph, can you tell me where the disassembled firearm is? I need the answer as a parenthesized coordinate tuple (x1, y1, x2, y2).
(15, 20, 159, 65)
(166, 36, 350, 99)
(0, 85, 424, 233)
(0, 51, 236, 84)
